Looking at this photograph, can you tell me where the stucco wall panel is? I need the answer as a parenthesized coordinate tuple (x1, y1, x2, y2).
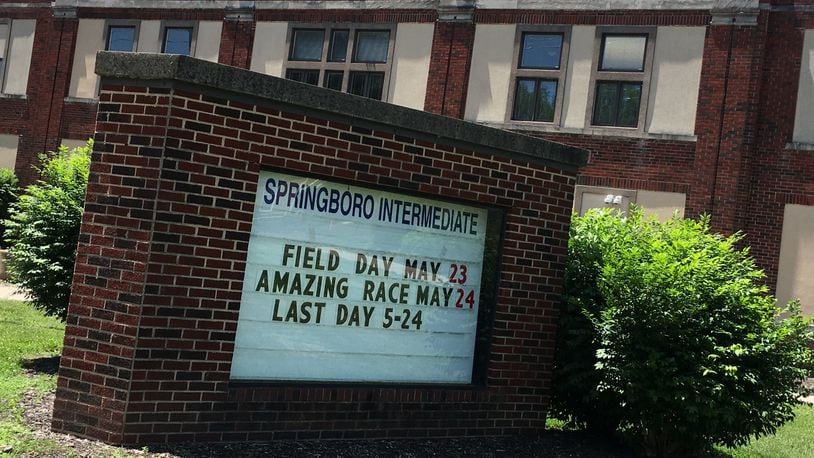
(136, 20, 161, 53)
(776, 204, 814, 316)
(561, 25, 595, 130)
(389, 23, 434, 110)
(637, 190, 686, 221)
(68, 19, 105, 99)
(195, 21, 222, 62)
(464, 24, 515, 122)
(646, 26, 705, 136)
(250, 22, 288, 77)
(0, 134, 18, 169)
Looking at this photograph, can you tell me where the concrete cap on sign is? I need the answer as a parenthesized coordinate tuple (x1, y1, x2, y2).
(94, 52, 588, 171)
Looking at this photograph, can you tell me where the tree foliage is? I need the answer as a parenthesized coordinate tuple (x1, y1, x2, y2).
(0, 168, 19, 249)
(5, 140, 92, 320)
(551, 208, 813, 457)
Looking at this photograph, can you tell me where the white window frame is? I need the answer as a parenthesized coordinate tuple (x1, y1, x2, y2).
(160, 21, 198, 57)
(282, 23, 396, 101)
(505, 25, 571, 125)
(105, 20, 140, 53)
(585, 27, 657, 132)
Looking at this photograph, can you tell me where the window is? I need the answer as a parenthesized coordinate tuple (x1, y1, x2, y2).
(283, 25, 395, 101)
(106, 24, 137, 52)
(0, 22, 9, 93)
(513, 79, 557, 122)
(592, 81, 642, 127)
(599, 35, 647, 71)
(507, 27, 569, 124)
(289, 29, 324, 61)
(348, 71, 384, 99)
(162, 26, 194, 56)
(587, 29, 655, 129)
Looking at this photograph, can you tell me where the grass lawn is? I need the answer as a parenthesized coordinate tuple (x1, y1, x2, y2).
(0, 299, 65, 455)
(715, 404, 814, 458)
(0, 297, 812, 457)
(545, 406, 814, 457)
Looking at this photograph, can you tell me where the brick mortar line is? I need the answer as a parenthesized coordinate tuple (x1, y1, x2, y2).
(105, 91, 177, 442)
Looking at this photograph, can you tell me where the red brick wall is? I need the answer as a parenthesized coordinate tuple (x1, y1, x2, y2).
(218, 20, 255, 69)
(473, 9, 710, 25)
(52, 61, 582, 443)
(60, 101, 98, 143)
(424, 22, 475, 118)
(676, 16, 771, 234)
(705, 18, 767, 235)
(536, 133, 696, 206)
(0, 6, 79, 185)
(741, 10, 814, 289)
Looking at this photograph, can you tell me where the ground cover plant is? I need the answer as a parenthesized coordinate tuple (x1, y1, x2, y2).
(551, 208, 814, 457)
(4, 140, 92, 320)
(0, 299, 64, 455)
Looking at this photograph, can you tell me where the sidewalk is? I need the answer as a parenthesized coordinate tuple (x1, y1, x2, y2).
(0, 281, 26, 301)
(803, 379, 814, 405)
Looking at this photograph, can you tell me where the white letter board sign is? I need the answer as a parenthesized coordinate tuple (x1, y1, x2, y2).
(230, 171, 489, 384)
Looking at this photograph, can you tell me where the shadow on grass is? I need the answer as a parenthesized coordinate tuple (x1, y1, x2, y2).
(20, 355, 60, 376)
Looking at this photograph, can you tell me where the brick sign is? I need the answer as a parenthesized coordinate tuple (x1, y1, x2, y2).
(231, 171, 490, 384)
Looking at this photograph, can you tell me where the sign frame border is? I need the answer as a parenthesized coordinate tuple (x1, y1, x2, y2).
(229, 168, 506, 389)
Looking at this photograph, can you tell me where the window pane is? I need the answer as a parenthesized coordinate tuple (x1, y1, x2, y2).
(0, 24, 7, 59)
(348, 72, 367, 97)
(593, 82, 619, 126)
(534, 80, 558, 122)
(366, 72, 384, 100)
(290, 29, 324, 61)
(324, 71, 343, 91)
(163, 27, 192, 55)
(512, 79, 537, 121)
(286, 69, 319, 86)
(600, 35, 647, 71)
(0, 24, 8, 79)
(512, 79, 558, 122)
(353, 30, 389, 63)
(328, 30, 349, 62)
(107, 26, 135, 52)
(519, 33, 563, 69)
(348, 72, 384, 100)
(617, 82, 642, 127)
(0, 24, 8, 85)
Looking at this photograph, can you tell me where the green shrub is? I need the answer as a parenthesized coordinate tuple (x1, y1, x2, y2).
(4, 140, 92, 320)
(551, 208, 813, 457)
(0, 169, 19, 249)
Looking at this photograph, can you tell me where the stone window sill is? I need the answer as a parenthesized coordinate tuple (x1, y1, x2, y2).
(478, 121, 697, 142)
(785, 142, 814, 151)
(64, 96, 99, 104)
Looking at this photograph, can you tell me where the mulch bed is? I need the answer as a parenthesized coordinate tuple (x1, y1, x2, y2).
(18, 386, 633, 458)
